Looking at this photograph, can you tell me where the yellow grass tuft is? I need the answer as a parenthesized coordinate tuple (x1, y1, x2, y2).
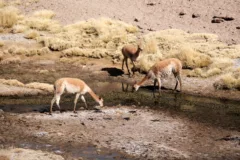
(210, 58, 233, 70)
(38, 69, 49, 74)
(0, 40, 4, 47)
(0, 148, 64, 160)
(142, 38, 159, 54)
(170, 47, 212, 69)
(0, 6, 20, 28)
(24, 30, 40, 39)
(0, 56, 21, 64)
(9, 0, 21, 6)
(0, 0, 6, 8)
(137, 54, 162, 72)
(7, 46, 50, 56)
(12, 24, 28, 33)
(0, 51, 3, 60)
(22, 17, 61, 32)
(187, 68, 222, 78)
(61, 47, 108, 59)
(0, 79, 24, 87)
(25, 82, 54, 92)
(213, 69, 240, 90)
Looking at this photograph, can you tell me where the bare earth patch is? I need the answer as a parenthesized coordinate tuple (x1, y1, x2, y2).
(0, 106, 239, 159)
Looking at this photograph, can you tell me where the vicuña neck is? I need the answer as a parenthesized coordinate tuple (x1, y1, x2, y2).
(88, 89, 100, 103)
(136, 47, 141, 55)
(137, 75, 148, 86)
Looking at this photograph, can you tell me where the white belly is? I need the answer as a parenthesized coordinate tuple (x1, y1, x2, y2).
(64, 82, 80, 94)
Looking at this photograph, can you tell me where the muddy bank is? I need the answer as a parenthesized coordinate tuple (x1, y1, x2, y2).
(0, 59, 240, 159)
(0, 60, 240, 101)
(0, 104, 239, 160)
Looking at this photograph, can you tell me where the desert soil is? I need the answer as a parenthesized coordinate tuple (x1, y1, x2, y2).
(0, 56, 240, 160)
(0, 0, 240, 159)
(16, 0, 240, 44)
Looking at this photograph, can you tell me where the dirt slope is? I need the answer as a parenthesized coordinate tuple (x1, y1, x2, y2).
(16, 0, 240, 44)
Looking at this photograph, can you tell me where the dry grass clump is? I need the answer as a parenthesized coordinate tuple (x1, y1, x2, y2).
(0, 56, 21, 64)
(61, 47, 109, 59)
(0, 0, 6, 8)
(0, 78, 24, 87)
(209, 58, 233, 70)
(213, 69, 240, 90)
(142, 38, 159, 55)
(0, 40, 4, 47)
(11, 9, 60, 33)
(0, 148, 64, 160)
(7, 46, 27, 55)
(0, 51, 3, 60)
(9, 0, 21, 6)
(12, 24, 28, 33)
(21, 17, 61, 32)
(136, 29, 240, 76)
(0, 6, 20, 27)
(25, 82, 54, 92)
(24, 30, 40, 39)
(7, 46, 50, 56)
(0, 79, 54, 92)
(38, 69, 49, 74)
(187, 68, 221, 78)
(37, 37, 76, 51)
(137, 54, 162, 72)
(38, 18, 138, 54)
(170, 47, 212, 69)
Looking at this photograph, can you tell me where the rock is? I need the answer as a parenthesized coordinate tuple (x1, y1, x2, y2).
(122, 113, 130, 120)
(236, 27, 240, 29)
(33, 131, 48, 137)
(147, 3, 156, 6)
(211, 18, 224, 23)
(192, 14, 200, 18)
(213, 16, 234, 21)
(179, 12, 186, 16)
(134, 18, 139, 22)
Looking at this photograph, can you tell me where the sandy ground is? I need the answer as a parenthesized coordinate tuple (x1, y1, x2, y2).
(16, 0, 240, 44)
(0, 106, 239, 160)
(0, 57, 240, 159)
(1, 0, 240, 159)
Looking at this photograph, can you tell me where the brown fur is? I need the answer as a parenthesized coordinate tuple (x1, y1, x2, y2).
(54, 78, 86, 94)
(134, 58, 182, 95)
(122, 44, 142, 76)
(50, 78, 103, 114)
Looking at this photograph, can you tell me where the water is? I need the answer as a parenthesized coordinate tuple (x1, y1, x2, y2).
(0, 82, 239, 159)
(2, 141, 130, 160)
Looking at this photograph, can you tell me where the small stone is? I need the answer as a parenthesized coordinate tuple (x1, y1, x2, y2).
(134, 18, 139, 22)
(192, 14, 200, 18)
(179, 12, 186, 16)
(211, 18, 224, 23)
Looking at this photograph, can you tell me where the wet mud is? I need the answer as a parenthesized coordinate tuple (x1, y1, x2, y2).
(0, 61, 240, 159)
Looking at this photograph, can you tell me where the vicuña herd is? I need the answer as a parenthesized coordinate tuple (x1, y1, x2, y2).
(50, 44, 183, 114)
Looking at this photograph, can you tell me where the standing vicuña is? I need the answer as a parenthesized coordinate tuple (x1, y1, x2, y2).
(133, 58, 182, 95)
(122, 44, 142, 76)
(50, 78, 103, 114)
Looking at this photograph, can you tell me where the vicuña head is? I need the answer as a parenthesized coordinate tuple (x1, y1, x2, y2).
(133, 83, 140, 91)
(98, 96, 104, 107)
(50, 78, 104, 114)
